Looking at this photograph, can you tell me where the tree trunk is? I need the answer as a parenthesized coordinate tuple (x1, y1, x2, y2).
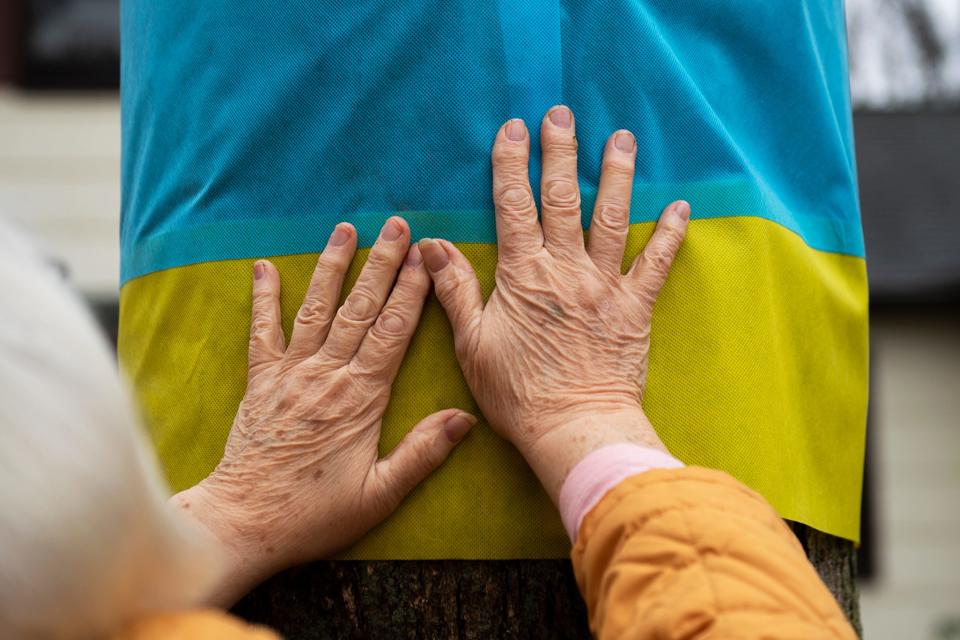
(791, 524, 862, 635)
(232, 524, 859, 639)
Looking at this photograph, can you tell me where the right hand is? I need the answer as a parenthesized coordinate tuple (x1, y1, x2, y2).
(418, 106, 689, 501)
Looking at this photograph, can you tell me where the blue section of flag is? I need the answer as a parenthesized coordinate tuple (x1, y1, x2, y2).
(120, 0, 862, 284)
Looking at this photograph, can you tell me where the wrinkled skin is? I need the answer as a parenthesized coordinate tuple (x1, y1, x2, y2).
(420, 106, 689, 501)
(172, 105, 688, 607)
(173, 218, 475, 606)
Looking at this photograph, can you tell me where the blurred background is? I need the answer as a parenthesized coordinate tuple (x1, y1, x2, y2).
(0, 1, 957, 637)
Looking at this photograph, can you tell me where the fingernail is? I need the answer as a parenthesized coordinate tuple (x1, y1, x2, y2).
(419, 238, 450, 272)
(548, 105, 572, 128)
(444, 412, 477, 443)
(253, 261, 265, 280)
(505, 119, 526, 141)
(329, 224, 351, 247)
(405, 244, 423, 267)
(614, 130, 635, 152)
(672, 200, 691, 221)
(381, 217, 404, 241)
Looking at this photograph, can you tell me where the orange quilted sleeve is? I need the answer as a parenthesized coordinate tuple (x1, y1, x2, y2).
(571, 467, 857, 639)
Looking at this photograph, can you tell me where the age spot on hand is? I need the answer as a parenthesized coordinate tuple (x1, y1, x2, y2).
(540, 296, 567, 320)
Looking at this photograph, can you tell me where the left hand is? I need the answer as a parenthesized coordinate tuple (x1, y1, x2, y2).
(173, 217, 475, 605)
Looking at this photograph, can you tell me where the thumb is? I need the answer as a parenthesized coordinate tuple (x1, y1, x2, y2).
(367, 409, 477, 513)
(418, 239, 483, 361)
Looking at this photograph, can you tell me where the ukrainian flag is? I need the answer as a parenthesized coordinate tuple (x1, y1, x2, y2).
(119, 0, 868, 557)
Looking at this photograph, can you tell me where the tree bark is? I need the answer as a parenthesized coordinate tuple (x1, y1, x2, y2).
(790, 523, 862, 636)
(233, 524, 859, 639)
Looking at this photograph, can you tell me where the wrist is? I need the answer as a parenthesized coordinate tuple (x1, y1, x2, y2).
(170, 482, 273, 607)
(520, 403, 668, 505)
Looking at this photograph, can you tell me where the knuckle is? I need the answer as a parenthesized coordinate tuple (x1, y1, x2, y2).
(344, 357, 377, 383)
(247, 329, 276, 359)
(342, 356, 366, 376)
(249, 312, 273, 337)
(600, 156, 635, 178)
(494, 185, 536, 216)
(592, 204, 629, 232)
(542, 136, 578, 156)
(391, 273, 424, 299)
(633, 285, 658, 310)
(335, 364, 383, 405)
(644, 247, 673, 273)
(313, 255, 345, 280)
(407, 430, 439, 468)
(435, 271, 466, 300)
(541, 178, 581, 211)
(279, 376, 310, 402)
(365, 248, 394, 270)
(494, 256, 540, 284)
(252, 288, 274, 306)
(316, 251, 342, 271)
(371, 310, 408, 340)
(248, 332, 267, 352)
(491, 143, 527, 166)
(296, 299, 332, 326)
(340, 289, 380, 322)
(658, 226, 685, 251)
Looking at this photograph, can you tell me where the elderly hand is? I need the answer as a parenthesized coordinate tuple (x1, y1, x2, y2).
(173, 217, 475, 605)
(419, 106, 689, 502)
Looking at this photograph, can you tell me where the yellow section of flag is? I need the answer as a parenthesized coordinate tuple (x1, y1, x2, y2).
(119, 215, 868, 556)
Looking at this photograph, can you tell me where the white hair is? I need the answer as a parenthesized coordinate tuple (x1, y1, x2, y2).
(0, 220, 222, 638)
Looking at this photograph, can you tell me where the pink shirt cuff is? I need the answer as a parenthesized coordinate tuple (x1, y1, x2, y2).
(558, 443, 685, 542)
